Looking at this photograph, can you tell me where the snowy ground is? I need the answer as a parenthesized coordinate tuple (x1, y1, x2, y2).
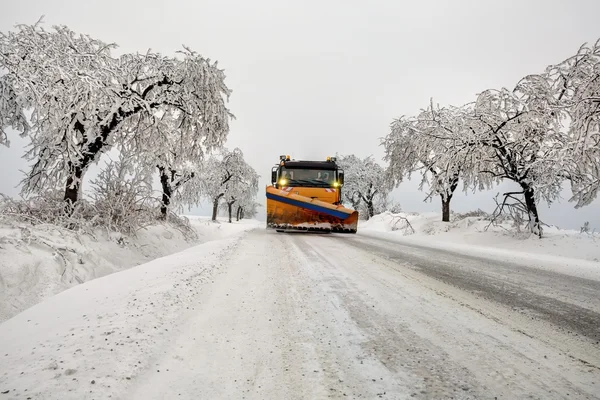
(1, 222, 599, 399)
(359, 211, 600, 280)
(0, 215, 258, 322)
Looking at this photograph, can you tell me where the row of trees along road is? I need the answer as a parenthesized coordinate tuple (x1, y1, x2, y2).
(336, 154, 390, 220)
(2, 22, 598, 235)
(200, 147, 259, 222)
(0, 20, 259, 223)
(382, 39, 600, 238)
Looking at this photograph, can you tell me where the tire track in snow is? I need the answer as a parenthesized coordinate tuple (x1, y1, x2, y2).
(291, 234, 485, 399)
(344, 235, 600, 344)
(127, 229, 406, 399)
(299, 233, 600, 399)
(123, 229, 600, 399)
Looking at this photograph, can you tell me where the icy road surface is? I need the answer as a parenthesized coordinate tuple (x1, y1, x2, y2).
(127, 230, 600, 399)
(1, 228, 599, 399)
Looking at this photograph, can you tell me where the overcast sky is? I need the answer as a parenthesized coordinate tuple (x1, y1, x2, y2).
(1, 0, 600, 229)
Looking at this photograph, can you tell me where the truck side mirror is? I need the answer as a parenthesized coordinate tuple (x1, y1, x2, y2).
(271, 168, 277, 185)
(338, 171, 344, 185)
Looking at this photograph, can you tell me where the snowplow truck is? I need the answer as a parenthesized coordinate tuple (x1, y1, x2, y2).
(266, 155, 359, 233)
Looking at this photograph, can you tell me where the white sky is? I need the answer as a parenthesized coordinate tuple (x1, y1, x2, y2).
(1, 0, 600, 229)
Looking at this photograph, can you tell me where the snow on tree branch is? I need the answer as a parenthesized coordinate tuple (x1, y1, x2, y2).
(547, 39, 600, 208)
(336, 154, 389, 220)
(0, 76, 29, 146)
(382, 100, 487, 222)
(0, 21, 232, 211)
(200, 148, 258, 222)
(456, 78, 566, 237)
(88, 153, 155, 234)
(380, 36, 600, 237)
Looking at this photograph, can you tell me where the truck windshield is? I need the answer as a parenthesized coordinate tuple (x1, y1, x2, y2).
(279, 168, 336, 187)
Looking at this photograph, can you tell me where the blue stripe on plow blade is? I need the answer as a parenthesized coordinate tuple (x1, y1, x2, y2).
(266, 193, 351, 219)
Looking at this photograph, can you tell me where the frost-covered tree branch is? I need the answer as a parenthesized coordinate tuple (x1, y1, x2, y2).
(459, 78, 566, 237)
(0, 21, 232, 213)
(443, 84, 561, 237)
(0, 22, 118, 202)
(380, 37, 600, 238)
(0, 76, 29, 146)
(382, 100, 484, 222)
(200, 148, 257, 222)
(547, 39, 600, 208)
(88, 154, 155, 234)
(336, 154, 389, 219)
(382, 80, 565, 236)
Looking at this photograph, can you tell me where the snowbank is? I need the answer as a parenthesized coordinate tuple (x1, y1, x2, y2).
(359, 211, 600, 279)
(186, 215, 260, 240)
(0, 216, 260, 322)
(0, 226, 252, 400)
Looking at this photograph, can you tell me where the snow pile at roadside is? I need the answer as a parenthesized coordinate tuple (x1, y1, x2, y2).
(186, 215, 261, 241)
(0, 228, 250, 400)
(359, 211, 600, 267)
(0, 215, 259, 322)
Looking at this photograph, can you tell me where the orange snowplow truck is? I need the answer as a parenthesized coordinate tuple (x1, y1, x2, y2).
(266, 155, 359, 233)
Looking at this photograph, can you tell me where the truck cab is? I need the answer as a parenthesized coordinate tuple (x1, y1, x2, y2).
(271, 155, 345, 205)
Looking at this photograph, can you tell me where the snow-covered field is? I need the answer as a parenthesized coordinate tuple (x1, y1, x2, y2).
(359, 211, 600, 279)
(0, 216, 259, 322)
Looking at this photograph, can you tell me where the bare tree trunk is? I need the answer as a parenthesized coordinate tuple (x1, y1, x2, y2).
(441, 195, 451, 222)
(227, 201, 235, 223)
(440, 174, 459, 222)
(212, 198, 219, 221)
(64, 165, 83, 212)
(236, 206, 241, 221)
(62, 110, 128, 212)
(158, 167, 172, 220)
(366, 200, 374, 220)
(521, 183, 542, 238)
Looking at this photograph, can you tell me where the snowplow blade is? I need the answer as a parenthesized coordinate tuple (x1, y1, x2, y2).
(266, 186, 358, 233)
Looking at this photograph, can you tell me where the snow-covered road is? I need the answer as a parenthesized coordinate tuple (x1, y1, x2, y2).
(2, 227, 599, 399)
(128, 229, 600, 399)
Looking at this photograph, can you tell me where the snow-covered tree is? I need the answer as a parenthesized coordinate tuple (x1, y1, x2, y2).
(221, 166, 259, 223)
(0, 21, 117, 204)
(382, 101, 481, 222)
(231, 175, 260, 222)
(455, 77, 565, 237)
(380, 38, 600, 237)
(336, 154, 389, 219)
(384, 79, 564, 237)
(547, 39, 600, 208)
(126, 105, 231, 218)
(200, 148, 257, 222)
(0, 21, 232, 212)
(123, 119, 200, 219)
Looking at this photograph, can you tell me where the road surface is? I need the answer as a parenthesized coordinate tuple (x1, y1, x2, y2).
(122, 228, 600, 399)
